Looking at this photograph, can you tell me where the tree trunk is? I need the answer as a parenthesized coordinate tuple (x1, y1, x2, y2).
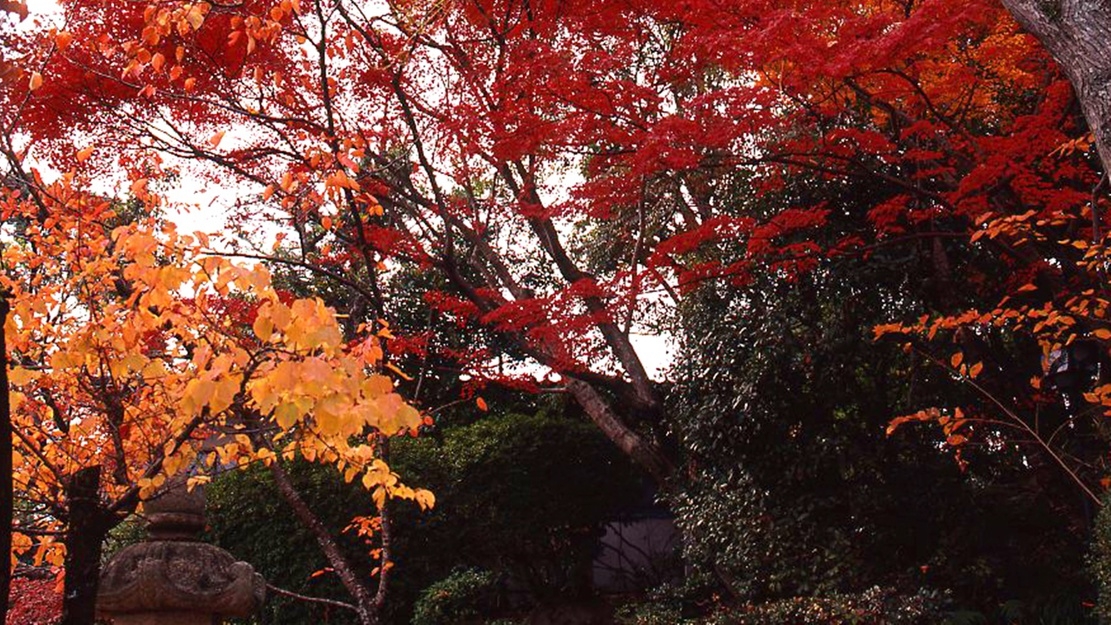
(267, 461, 379, 625)
(564, 378, 675, 485)
(60, 466, 113, 625)
(373, 437, 392, 613)
(1000, 0, 1111, 176)
(0, 293, 11, 624)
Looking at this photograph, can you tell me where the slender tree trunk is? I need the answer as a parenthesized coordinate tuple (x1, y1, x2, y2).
(60, 466, 113, 625)
(0, 293, 11, 623)
(999, 0, 1111, 176)
(267, 461, 379, 625)
(373, 437, 392, 613)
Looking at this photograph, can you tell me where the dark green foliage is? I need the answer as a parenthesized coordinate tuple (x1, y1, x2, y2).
(389, 407, 644, 609)
(708, 587, 947, 624)
(1091, 491, 1111, 622)
(667, 252, 1095, 615)
(410, 569, 499, 625)
(615, 585, 947, 624)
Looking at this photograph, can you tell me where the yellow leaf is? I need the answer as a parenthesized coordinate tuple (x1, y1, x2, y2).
(269, 301, 292, 331)
(252, 312, 274, 341)
(363, 374, 393, 397)
(182, 378, 216, 416)
(8, 367, 38, 386)
(184, 3, 207, 30)
(273, 402, 300, 429)
(397, 403, 422, 430)
(415, 489, 435, 510)
(210, 376, 239, 414)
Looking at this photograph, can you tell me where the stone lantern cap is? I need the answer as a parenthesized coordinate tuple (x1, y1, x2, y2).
(97, 480, 265, 622)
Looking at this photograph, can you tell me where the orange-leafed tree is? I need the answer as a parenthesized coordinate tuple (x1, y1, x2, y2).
(0, 171, 431, 624)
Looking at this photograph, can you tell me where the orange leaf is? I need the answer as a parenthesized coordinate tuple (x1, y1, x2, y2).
(476, 397, 488, 412)
(208, 130, 226, 147)
(55, 31, 73, 51)
(968, 362, 984, 378)
(950, 352, 963, 368)
(75, 147, 94, 163)
(28, 71, 42, 91)
(385, 362, 412, 381)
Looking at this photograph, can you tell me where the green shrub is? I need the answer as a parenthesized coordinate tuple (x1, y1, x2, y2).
(614, 601, 689, 625)
(389, 409, 644, 604)
(617, 587, 946, 625)
(1092, 490, 1111, 622)
(411, 568, 498, 625)
(708, 587, 946, 624)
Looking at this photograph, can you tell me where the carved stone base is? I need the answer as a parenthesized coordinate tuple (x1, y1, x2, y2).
(97, 481, 265, 624)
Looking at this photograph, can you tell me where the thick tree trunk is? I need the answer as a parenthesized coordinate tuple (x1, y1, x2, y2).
(0, 293, 11, 624)
(1000, 0, 1111, 176)
(60, 466, 113, 625)
(564, 378, 675, 485)
(267, 461, 380, 625)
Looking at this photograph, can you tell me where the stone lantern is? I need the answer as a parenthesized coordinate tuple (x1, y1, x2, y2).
(97, 481, 266, 625)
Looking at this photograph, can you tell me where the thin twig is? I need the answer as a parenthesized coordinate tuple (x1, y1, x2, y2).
(265, 583, 359, 612)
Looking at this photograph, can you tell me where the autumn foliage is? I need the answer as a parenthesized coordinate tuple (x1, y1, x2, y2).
(2, 0, 1111, 619)
(2, 178, 430, 556)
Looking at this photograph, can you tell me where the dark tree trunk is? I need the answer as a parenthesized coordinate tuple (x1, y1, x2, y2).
(565, 379, 675, 485)
(1000, 0, 1111, 176)
(0, 293, 11, 623)
(60, 466, 113, 625)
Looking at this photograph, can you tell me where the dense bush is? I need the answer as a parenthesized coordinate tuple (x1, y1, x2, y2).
(410, 569, 500, 625)
(710, 587, 947, 625)
(615, 586, 947, 625)
(204, 404, 643, 624)
(388, 407, 644, 607)
(667, 256, 1095, 614)
(1091, 491, 1111, 622)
